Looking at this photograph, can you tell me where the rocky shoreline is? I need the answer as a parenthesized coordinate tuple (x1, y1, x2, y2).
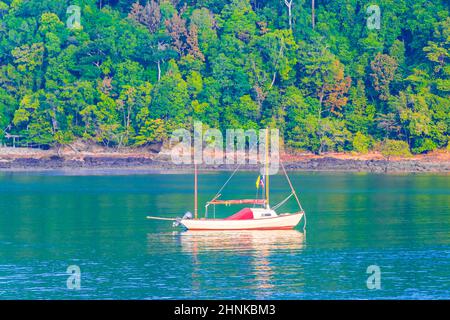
(0, 154, 449, 173)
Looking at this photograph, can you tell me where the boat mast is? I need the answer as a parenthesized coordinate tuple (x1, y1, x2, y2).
(194, 163, 198, 219)
(265, 128, 269, 208)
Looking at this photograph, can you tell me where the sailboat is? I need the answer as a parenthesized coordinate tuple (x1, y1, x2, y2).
(147, 129, 306, 231)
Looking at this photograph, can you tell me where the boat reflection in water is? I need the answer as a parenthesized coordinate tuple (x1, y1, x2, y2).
(176, 229, 305, 253)
(176, 230, 305, 297)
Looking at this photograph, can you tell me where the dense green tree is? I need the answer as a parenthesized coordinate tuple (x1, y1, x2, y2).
(150, 60, 189, 122)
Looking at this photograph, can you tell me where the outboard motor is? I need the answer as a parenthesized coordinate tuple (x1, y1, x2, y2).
(173, 211, 193, 227)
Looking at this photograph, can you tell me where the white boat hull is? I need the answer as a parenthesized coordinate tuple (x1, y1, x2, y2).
(180, 212, 303, 231)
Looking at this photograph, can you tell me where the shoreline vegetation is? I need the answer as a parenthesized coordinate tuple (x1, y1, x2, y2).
(1, 1, 449, 165)
(1, 146, 449, 173)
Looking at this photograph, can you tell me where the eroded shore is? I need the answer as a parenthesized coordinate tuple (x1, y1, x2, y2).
(0, 147, 449, 173)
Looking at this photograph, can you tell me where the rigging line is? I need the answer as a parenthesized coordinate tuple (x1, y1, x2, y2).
(303, 209, 307, 233)
(253, 186, 259, 208)
(271, 193, 294, 210)
(280, 160, 307, 232)
(212, 162, 242, 200)
(280, 160, 304, 212)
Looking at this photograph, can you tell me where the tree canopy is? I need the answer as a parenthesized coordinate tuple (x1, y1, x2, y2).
(0, 0, 448, 154)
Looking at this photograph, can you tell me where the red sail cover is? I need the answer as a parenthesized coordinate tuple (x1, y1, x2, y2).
(225, 208, 254, 220)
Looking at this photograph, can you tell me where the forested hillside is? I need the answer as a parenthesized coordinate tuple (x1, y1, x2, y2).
(0, 0, 449, 154)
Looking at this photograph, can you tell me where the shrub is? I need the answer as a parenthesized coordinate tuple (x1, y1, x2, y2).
(352, 132, 371, 154)
(412, 138, 437, 154)
(380, 139, 412, 159)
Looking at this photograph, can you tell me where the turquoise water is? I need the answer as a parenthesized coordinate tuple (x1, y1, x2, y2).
(0, 171, 449, 299)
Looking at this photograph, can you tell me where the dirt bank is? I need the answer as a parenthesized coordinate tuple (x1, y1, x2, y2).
(0, 147, 449, 173)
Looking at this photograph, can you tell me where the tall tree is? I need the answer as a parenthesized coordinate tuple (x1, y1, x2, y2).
(129, 1, 161, 34)
(165, 10, 188, 55)
(370, 53, 398, 101)
(283, 0, 293, 30)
